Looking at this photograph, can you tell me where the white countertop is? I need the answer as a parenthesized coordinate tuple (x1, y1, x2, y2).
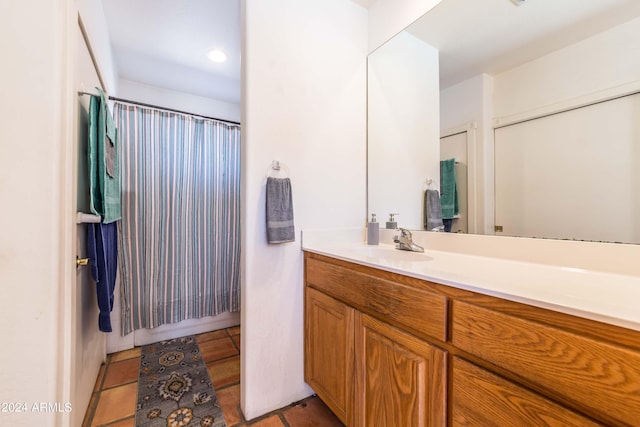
(301, 229, 640, 332)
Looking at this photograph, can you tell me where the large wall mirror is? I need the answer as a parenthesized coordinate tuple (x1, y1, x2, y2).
(367, 0, 640, 244)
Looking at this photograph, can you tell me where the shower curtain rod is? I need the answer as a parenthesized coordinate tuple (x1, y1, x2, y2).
(77, 90, 241, 126)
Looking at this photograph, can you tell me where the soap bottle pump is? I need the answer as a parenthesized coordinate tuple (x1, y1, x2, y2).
(367, 213, 379, 245)
(386, 213, 399, 229)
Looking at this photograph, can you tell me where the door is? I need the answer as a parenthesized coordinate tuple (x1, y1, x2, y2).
(72, 21, 107, 426)
(354, 313, 446, 427)
(494, 93, 640, 243)
(440, 131, 469, 233)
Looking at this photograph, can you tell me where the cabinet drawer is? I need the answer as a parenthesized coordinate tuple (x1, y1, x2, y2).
(306, 257, 447, 342)
(452, 300, 640, 426)
(451, 357, 602, 426)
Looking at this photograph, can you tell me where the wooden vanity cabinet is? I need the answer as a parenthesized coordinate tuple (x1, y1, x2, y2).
(304, 253, 447, 426)
(304, 252, 640, 426)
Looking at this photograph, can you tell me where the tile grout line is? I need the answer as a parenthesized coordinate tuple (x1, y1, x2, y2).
(217, 328, 241, 425)
(224, 326, 242, 426)
(225, 327, 239, 353)
(236, 403, 247, 424)
(83, 355, 110, 427)
(229, 334, 241, 354)
(203, 328, 241, 426)
(101, 378, 139, 391)
(99, 355, 111, 390)
(204, 352, 240, 367)
(82, 391, 98, 427)
(102, 415, 135, 426)
(213, 379, 240, 392)
(196, 326, 239, 345)
(278, 412, 292, 427)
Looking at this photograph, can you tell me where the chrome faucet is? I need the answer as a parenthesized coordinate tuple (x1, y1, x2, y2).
(393, 228, 424, 252)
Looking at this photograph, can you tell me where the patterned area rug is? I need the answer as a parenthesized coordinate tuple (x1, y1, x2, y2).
(135, 335, 227, 427)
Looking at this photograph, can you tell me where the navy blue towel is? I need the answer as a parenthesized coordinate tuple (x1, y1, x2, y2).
(87, 222, 118, 332)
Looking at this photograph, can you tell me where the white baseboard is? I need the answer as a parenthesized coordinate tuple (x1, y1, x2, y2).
(107, 311, 241, 353)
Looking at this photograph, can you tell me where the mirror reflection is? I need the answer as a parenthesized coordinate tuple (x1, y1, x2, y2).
(367, 0, 640, 244)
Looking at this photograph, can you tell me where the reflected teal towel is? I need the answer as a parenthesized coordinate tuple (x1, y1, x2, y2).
(88, 87, 121, 223)
(440, 158, 458, 219)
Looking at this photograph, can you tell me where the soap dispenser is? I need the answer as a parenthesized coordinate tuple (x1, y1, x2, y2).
(386, 213, 398, 229)
(367, 213, 379, 245)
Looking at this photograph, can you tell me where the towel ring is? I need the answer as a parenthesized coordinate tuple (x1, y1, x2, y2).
(424, 178, 437, 190)
(267, 160, 289, 178)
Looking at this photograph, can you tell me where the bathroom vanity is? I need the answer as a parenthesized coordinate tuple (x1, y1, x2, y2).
(303, 236, 640, 426)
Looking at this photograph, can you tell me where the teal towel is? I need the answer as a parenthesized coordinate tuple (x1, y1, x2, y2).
(88, 87, 121, 224)
(440, 158, 458, 219)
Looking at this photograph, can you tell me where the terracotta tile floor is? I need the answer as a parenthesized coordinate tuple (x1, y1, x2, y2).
(83, 327, 343, 427)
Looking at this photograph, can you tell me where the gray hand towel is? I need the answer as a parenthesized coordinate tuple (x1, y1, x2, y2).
(266, 177, 295, 243)
(425, 189, 444, 231)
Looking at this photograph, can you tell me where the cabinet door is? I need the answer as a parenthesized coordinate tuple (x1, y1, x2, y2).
(452, 357, 603, 427)
(305, 287, 355, 425)
(354, 313, 446, 427)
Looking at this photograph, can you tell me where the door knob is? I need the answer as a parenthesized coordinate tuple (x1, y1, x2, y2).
(76, 256, 90, 268)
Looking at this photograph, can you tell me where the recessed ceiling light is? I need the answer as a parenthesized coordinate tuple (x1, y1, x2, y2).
(208, 49, 227, 63)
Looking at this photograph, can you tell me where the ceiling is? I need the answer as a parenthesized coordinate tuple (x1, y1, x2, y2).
(405, 0, 640, 88)
(101, 0, 241, 104)
(351, 0, 377, 8)
(101, 0, 374, 105)
(101, 0, 640, 101)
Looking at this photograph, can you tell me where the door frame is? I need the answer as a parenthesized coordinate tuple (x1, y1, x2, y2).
(56, 2, 79, 426)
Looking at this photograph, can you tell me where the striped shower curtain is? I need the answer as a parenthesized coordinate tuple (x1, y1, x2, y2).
(114, 103, 240, 334)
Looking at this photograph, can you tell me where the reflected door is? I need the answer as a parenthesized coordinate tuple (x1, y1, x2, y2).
(494, 93, 640, 243)
(440, 132, 468, 233)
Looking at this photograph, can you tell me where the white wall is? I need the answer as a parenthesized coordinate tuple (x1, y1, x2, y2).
(441, 75, 488, 131)
(368, 31, 439, 230)
(78, 0, 118, 95)
(0, 1, 74, 425)
(493, 15, 640, 122)
(368, 0, 442, 53)
(117, 79, 241, 123)
(241, 0, 367, 420)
